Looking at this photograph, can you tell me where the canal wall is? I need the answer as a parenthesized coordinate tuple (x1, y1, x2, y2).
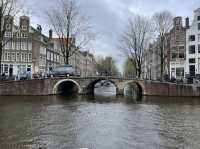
(141, 81, 200, 97)
(0, 79, 54, 96)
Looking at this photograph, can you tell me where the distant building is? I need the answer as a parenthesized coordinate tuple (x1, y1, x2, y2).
(79, 51, 97, 77)
(46, 32, 97, 77)
(185, 8, 200, 78)
(142, 40, 161, 80)
(46, 36, 66, 73)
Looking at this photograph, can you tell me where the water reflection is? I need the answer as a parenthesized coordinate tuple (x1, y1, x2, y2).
(94, 80, 116, 97)
(0, 95, 200, 148)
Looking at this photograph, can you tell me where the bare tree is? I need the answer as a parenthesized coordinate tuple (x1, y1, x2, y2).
(119, 15, 153, 78)
(0, 0, 22, 74)
(153, 10, 173, 81)
(46, 0, 94, 65)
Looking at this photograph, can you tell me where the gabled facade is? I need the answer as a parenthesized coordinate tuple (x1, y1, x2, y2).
(185, 8, 200, 78)
(169, 17, 186, 80)
(1, 16, 33, 78)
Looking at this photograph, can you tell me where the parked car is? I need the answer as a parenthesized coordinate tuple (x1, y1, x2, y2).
(185, 74, 194, 84)
(49, 65, 78, 77)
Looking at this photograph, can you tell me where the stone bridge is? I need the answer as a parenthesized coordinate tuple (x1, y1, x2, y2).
(0, 77, 200, 97)
(0, 77, 134, 96)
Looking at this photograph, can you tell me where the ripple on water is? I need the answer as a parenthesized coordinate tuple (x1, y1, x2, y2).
(0, 96, 200, 148)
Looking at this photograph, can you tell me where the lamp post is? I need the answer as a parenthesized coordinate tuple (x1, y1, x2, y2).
(85, 51, 88, 77)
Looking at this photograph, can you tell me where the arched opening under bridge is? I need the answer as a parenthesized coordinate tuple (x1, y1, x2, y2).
(87, 79, 118, 96)
(53, 79, 81, 96)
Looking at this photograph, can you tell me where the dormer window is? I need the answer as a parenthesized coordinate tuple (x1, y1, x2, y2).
(6, 24, 11, 30)
(175, 19, 180, 25)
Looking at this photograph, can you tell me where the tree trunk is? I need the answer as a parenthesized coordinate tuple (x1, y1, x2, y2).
(138, 68, 141, 79)
(160, 35, 164, 82)
(64, 50, 69, 65)
(0, 43, 2, 75)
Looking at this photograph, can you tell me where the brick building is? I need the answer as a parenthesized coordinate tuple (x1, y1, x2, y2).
(169, 17, 186, 80)
(1, 15, 51, 79)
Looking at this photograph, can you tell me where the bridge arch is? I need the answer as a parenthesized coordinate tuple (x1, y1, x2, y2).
(53, 79, 82, 95)
(86, 78, 118, 95)
(122, 80, 144, 99)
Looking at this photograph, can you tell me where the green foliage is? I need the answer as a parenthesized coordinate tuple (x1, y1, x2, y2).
(123, 58, 136, 78)
(96, 56, 119, 76)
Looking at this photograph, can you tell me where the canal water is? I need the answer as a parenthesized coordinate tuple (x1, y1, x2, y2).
(0, 86, 200, 148)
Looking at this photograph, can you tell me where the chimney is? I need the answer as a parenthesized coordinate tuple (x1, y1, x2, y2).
(37, 24, 42, 33)
(20, 16, 30, 31)
(173, 17, 182, 27)
(186, 17, 190, 29)
(49, 29, 53, 39)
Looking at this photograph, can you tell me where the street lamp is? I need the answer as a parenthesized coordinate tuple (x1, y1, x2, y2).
(85, 50, 89, 77)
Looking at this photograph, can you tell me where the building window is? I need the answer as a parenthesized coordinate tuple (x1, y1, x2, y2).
(171, 68, 175, 77)
(179, 53, 184, 59)
(198, 34, 200, 42)
(179, 46, 184, 50)
(189, 35, 195, 41)
(4, 52, 8, 61)
(199, 59, 200, 73)
(6, 24, 11, 30)
(51, 53, 53, 61)
(189, 58, 195, 63)
(21, 53, 25, 62)
(4, 64, 8, 73)
(198, 16, 200, 21)
(53, 54, 56, 62)
(47, 52, 50, 60)
(4, 41, 12, 49)
(11, 52, 15, 61)
(22, 26, 27, 30)
(28, 42, 32, 51)
(16, 53, 20, 62)
(22, 33, 28, 38)
(189, 45, 195, 54)
(28, 53, 32, 62)
(17, 33, 21, 38)
(198, 23, 200, 30)
(21, 42, 26, 50)
(2, 52, 4, 61)
(25, 53, 27, 62)
(1, 64, 3, 74)
(5, 31, 12, 37)
(176, 68, 184, 77)
(16, 42, 20, 50)
(198, 45, 200, 53)
(7, 52, 10, 61)
(172, 53, 177, 60)
(56, 55, 59, 62)
(21, 65, 26, 73)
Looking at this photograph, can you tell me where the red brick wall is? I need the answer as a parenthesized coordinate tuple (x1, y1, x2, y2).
(142, 81, 200, 97)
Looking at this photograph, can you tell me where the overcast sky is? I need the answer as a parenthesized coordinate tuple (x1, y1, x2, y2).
(24, 0, 200, 71)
